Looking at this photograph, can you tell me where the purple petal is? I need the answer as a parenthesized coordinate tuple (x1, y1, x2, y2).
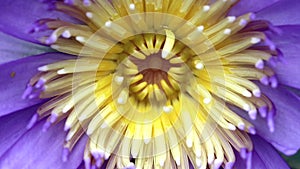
(0, 52, 75, 117)
(229, 0, 279, 16)
(268, 25, 300, 89)
(0, 32, 52, 64)
(0, 104, 41, 157)
(234, 135, 289, 169)
(257, 0, 300, 26)
(285, 86, 300, 97)
(0, 0, 76, 44)
(233, 85, 300, 155)
(0, 118, 87, 169)
(77, 162, 85, 169)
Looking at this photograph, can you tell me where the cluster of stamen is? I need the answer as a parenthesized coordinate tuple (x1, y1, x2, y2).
(23, 0, 282, 169)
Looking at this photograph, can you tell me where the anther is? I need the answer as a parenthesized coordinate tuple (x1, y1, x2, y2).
(63, 103, 73, 113)
(242, 90, 252, 97)
(42, 121, 51, 132)
(64, 0, 74, 5)
(255, 59, 264, 69)
(225, 162, 234, 169)
(240, 148, 247, 159)
(238, 122, 245, 130)
(114, 76, 124, 85)
(26, 113, 39, 129)
(84, 157, 91, 169)
(186, 138, 193, 148)
(35, 79, 45, 88)
(224, 28, 232, 35)
(267, 112, 275, 133)
(83, 0, 91, 6)
(248, 127, 256, 135)
(62, 148, 70, 162)
(246, 151, 253, 169)
(129, 3, 135, 10)
(196, 158, 202, 167)
(197, 25, 204, 32)
(76, 36, 86, 43)
(213, 159, 223, 169)
(227, 16, 236, 23)
(260, 76, 269, 85)
(64, 123, 71, 131)
(46, 34, 57, 44)
(248, 109, 257, 120)
(239, 19, 247, 26)
(163, 105, 173, 113)
(250, 13, 256, 20)
(117, 90, 129, 104)
(22, 84, 33, 99)
(57, 69, 67, 75)
(243, 104, 251, 111)
(250, 37, 261, 44)
(228, 123, 237, 131)
(258, 106, 267, 118)
(51, 45, 60, 50)
(105, 21, 112, 27)
(269, 76, 278, 88)
(203, 5, 210, 12)
(194, 61, 204, 70)
(62, 30, 71, 38)
(252, 89, 261, 97)
(203, 97, 212, 104)
(86, 12, 93, 19)
(175, 157, 181, 166)
(50, 114, 58, 123)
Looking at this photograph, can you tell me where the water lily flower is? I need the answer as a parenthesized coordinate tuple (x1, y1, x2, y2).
(1, 0, 300, 169)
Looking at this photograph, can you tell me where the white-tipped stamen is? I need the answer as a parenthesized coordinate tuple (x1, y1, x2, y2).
(203, 5, 210, 12)
(250, 37, 261, 44)
(224, 28, 232, 35)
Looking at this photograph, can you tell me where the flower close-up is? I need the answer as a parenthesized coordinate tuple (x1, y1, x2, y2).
(0, 0, 300, 169)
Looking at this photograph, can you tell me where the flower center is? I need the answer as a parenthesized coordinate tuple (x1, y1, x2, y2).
(24, 0, 282, 169)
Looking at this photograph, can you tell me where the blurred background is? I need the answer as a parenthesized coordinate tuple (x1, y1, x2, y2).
(283, 150, 300, 169)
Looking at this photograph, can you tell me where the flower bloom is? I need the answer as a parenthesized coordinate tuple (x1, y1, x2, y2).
(0, 0, 300, 169)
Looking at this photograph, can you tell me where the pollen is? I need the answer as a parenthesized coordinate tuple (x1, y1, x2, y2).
(25, 0, 281, 169)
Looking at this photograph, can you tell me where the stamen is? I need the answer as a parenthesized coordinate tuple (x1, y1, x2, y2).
(227, 16, 236, 23)
(250, 37, 261, 44)
(62, 30, 71, 38)
(75, 36, 86, 43)
(224, 28, 232, 35)
(86, 12, 93, 18)
(194, 60, 204, 70)
(105, 20, 112, 27)
(162, 29, 176, 59)
(83, 0, 91, 6)
(129, 3, 135, 11)
(25, 1, 281, 168)
(26, 113, 39, 129)
(203, 5, 210, 12)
